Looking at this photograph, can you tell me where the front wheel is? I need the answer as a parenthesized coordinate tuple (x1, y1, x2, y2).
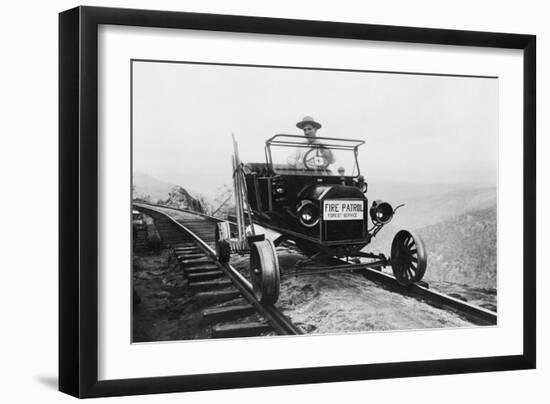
(250, 239, 280, 305)
(390, 230, 427, 286)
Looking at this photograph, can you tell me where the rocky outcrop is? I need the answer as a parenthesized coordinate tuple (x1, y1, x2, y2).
(162, 185, 204, 213)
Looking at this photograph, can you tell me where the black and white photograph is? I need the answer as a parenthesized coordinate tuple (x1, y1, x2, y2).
(131, 60, 498, 342)
(50, 2, 540, 401)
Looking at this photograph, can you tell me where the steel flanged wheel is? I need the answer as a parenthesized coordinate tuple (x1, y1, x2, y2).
(215, 222, 231, 263)
(250, 239, 280, 305)
(390, 230, 427, 286)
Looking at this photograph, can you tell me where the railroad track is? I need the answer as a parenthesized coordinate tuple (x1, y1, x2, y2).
(135, 202, 497, 328)
(136, 204, 303, 338)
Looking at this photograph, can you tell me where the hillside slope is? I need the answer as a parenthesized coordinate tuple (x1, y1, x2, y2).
(367, 183, 496, 230)
(162, 185, 205, 213)
(418, 206, 497, 289)
(366, 186, 496, 256)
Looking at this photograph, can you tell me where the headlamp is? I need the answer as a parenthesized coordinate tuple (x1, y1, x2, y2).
(297, 200, 320, 227)
(369, 200, 394, 225)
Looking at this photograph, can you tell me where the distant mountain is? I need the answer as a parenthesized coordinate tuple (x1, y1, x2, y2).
(367, 182, 496, 229)
(133, 171, 174, 203)
(366, 185, 496, 250)
(418, 206, 497, 289)
(362, 185, 497, 289)
(367, 181, 472, 203)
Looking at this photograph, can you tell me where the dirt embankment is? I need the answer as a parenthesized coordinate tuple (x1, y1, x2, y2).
(231, 247, 475, 334)
(133, 249, 211, 342)
(134, 243, 476, 343)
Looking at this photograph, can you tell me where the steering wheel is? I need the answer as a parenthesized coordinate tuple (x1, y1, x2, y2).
(303, 147, 330, 170)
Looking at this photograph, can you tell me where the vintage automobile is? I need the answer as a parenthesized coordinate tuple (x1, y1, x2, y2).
(215, 134, 427, 304)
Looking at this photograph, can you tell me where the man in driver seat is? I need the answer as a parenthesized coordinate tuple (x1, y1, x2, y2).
(287, 116, 335, 169)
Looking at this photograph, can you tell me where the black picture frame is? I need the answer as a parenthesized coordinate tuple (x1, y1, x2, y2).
(59, 5, 536, 398)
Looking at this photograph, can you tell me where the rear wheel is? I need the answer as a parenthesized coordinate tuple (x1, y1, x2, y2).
(250, 239, 280, 305)
(390, 230, 427, 286)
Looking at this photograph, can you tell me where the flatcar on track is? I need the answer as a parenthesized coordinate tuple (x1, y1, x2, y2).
(215, 134, 427, 304)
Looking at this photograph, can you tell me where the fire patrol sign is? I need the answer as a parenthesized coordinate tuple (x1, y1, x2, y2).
(323, 200, 364, 220)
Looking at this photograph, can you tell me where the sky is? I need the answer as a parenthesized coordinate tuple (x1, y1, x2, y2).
(132, 60, 498, 199)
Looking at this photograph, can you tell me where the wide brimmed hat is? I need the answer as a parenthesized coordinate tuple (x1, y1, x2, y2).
(296, 116, 322, 130)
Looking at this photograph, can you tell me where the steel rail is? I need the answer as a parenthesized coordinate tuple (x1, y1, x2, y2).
(286, 257, 497, 325)
(356, 266, 497, 326)
(136, 202, 497, 326)
(135, 204, 303, 336)
(134, 201, 225, 222)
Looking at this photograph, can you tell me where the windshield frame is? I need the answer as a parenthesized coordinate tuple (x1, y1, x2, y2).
(264, 134, 365, 177)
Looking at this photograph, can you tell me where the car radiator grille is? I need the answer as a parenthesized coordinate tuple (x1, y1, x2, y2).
(323, 220, 365, 242)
